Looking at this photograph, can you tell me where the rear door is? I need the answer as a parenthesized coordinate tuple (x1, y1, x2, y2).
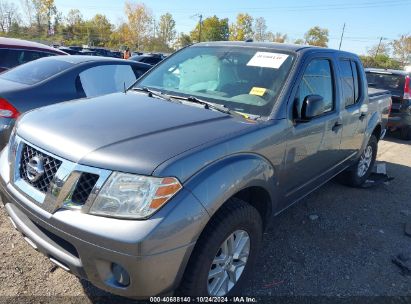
(283, 54, 344, 204)
(339, 58, 366, 156)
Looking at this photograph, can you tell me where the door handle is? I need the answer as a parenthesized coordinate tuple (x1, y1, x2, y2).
(332, 121, 343, 132)
(359, 113, 366, 121)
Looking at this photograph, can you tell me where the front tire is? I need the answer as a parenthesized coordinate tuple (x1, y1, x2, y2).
(178, 198, 263, 296)
(341, 135, 378, 187)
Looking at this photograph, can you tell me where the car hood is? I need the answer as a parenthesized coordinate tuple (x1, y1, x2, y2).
(17, 92, 255, 175)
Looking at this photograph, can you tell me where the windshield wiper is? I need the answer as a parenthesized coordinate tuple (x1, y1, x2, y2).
(132, 87, 178, 103)
(168, 95, 253, 119)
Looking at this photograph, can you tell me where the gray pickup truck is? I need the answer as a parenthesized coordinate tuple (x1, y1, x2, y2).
(0, 42, 391, 298)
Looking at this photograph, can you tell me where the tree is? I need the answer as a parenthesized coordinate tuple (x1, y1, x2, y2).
(367, 42, 390, 58)
(0, 0, 21, 33)
(29, 0, 57, 35)
(360, 54, 401, 69)
(190, 15, 229, 42)
(294, 38, 305, 45)
(19, 0, 34, 26)
(89, 14, 112, 46)
(175, 33, 192, 49)
(229, 13, 253, 41)
(253, 17, 267, 41)
(66, 8, 82, 27)
(304, 26, 329, 47)
(124, 1, 153, 50)
(267, 32, 287, 43)
(157, 13, 176, 48)
(63, 9, 83, 41)
(392, 34, 411, 66)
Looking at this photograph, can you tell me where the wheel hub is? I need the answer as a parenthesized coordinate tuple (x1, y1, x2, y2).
(207, 230, 250, 296)
(357, 145, 373, 177)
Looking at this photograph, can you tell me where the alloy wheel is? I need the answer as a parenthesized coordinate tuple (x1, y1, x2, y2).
(207, 230, 250, 296)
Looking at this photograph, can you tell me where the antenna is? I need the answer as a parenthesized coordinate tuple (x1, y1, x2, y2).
(124, 82, 127, 94)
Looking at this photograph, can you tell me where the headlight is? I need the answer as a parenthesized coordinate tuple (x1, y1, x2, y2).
(89, 172, 182, 219)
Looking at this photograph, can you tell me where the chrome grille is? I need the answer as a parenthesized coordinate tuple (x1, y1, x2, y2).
(71, 173, 99, 205)
(19, 144, 62, 193)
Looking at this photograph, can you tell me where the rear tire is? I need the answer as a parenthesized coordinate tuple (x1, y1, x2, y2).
(400, 126, 411, 140)
(177, 198, 263, 296)
(340, 135, 378, 187)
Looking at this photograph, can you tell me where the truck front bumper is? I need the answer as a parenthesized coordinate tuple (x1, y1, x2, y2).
(0, 147, 209, 298)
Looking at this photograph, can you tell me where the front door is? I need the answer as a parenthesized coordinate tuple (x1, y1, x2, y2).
(282, 57, 343, 206)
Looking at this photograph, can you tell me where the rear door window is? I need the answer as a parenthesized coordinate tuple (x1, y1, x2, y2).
(0, 49, 55, 69)
(366, 72, 405, 97)
(79, 64, 137, 97)
(0, 58, 73, 84)
(339, 59, 362, 107)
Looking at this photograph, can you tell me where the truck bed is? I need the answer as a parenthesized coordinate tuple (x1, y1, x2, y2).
(368, 87, 391, 99)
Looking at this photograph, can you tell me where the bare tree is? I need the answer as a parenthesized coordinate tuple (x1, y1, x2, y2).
(267, 31, 287, 43)
(253, 17, 267, 41)
(0, 0, 20, 32)
(392, 34, 411, 65)
(19, 0, 34, 25)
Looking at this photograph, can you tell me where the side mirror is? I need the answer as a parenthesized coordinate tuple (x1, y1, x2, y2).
(301, 94, 325, 120)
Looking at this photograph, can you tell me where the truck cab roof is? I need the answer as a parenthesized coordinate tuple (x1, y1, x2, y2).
(194, 41, 358, 57)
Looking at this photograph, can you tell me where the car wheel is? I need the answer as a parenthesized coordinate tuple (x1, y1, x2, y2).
(400, 126, 411, 140)
(178, 198, 263, 296)
(341, 135, 378, 187)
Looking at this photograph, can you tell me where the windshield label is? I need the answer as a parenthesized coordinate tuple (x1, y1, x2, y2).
(249, 87, 267, 96)
(247, 52, 289, 69)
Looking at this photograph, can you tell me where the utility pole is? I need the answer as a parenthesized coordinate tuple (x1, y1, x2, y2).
(338, 23, 346, 50)
(198, 14, 203, 42)
(375, 37, 385, 58)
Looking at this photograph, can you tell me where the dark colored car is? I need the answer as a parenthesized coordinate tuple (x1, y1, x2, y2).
(111, 51, 123, 58)
(0, 42, 391, 297)
(58, 46, 81, 55)
(0, 56, 151, 149)
(0, 37, 67, 73)
(129, 53, 164, 65)
(68, 46, 83, 52)
(365, 68, 411, 139)
(83, 47, 114, 57)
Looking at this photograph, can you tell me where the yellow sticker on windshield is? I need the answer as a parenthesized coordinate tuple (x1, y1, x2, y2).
(250, 87, 267, 96)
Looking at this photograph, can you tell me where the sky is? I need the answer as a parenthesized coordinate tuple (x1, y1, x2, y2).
(37, 0, 411, 55)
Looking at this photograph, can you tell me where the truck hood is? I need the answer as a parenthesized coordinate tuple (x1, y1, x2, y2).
(17, 92, 255, 175)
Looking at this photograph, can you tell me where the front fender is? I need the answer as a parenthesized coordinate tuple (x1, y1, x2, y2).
(183, 153, 278, 218)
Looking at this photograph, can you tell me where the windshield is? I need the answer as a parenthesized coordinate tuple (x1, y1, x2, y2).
(0, 58, 73, 85)
(136, 46, 295, 116)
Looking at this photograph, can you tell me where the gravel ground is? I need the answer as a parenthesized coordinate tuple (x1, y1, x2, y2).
(1, 134, 411, 301)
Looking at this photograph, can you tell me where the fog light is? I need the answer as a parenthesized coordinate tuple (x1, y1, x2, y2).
(111, 263, 130, 287)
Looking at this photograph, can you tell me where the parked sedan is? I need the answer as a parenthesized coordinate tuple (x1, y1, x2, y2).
(0, 56, 151, 149)
(0, 37, 67, 73)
